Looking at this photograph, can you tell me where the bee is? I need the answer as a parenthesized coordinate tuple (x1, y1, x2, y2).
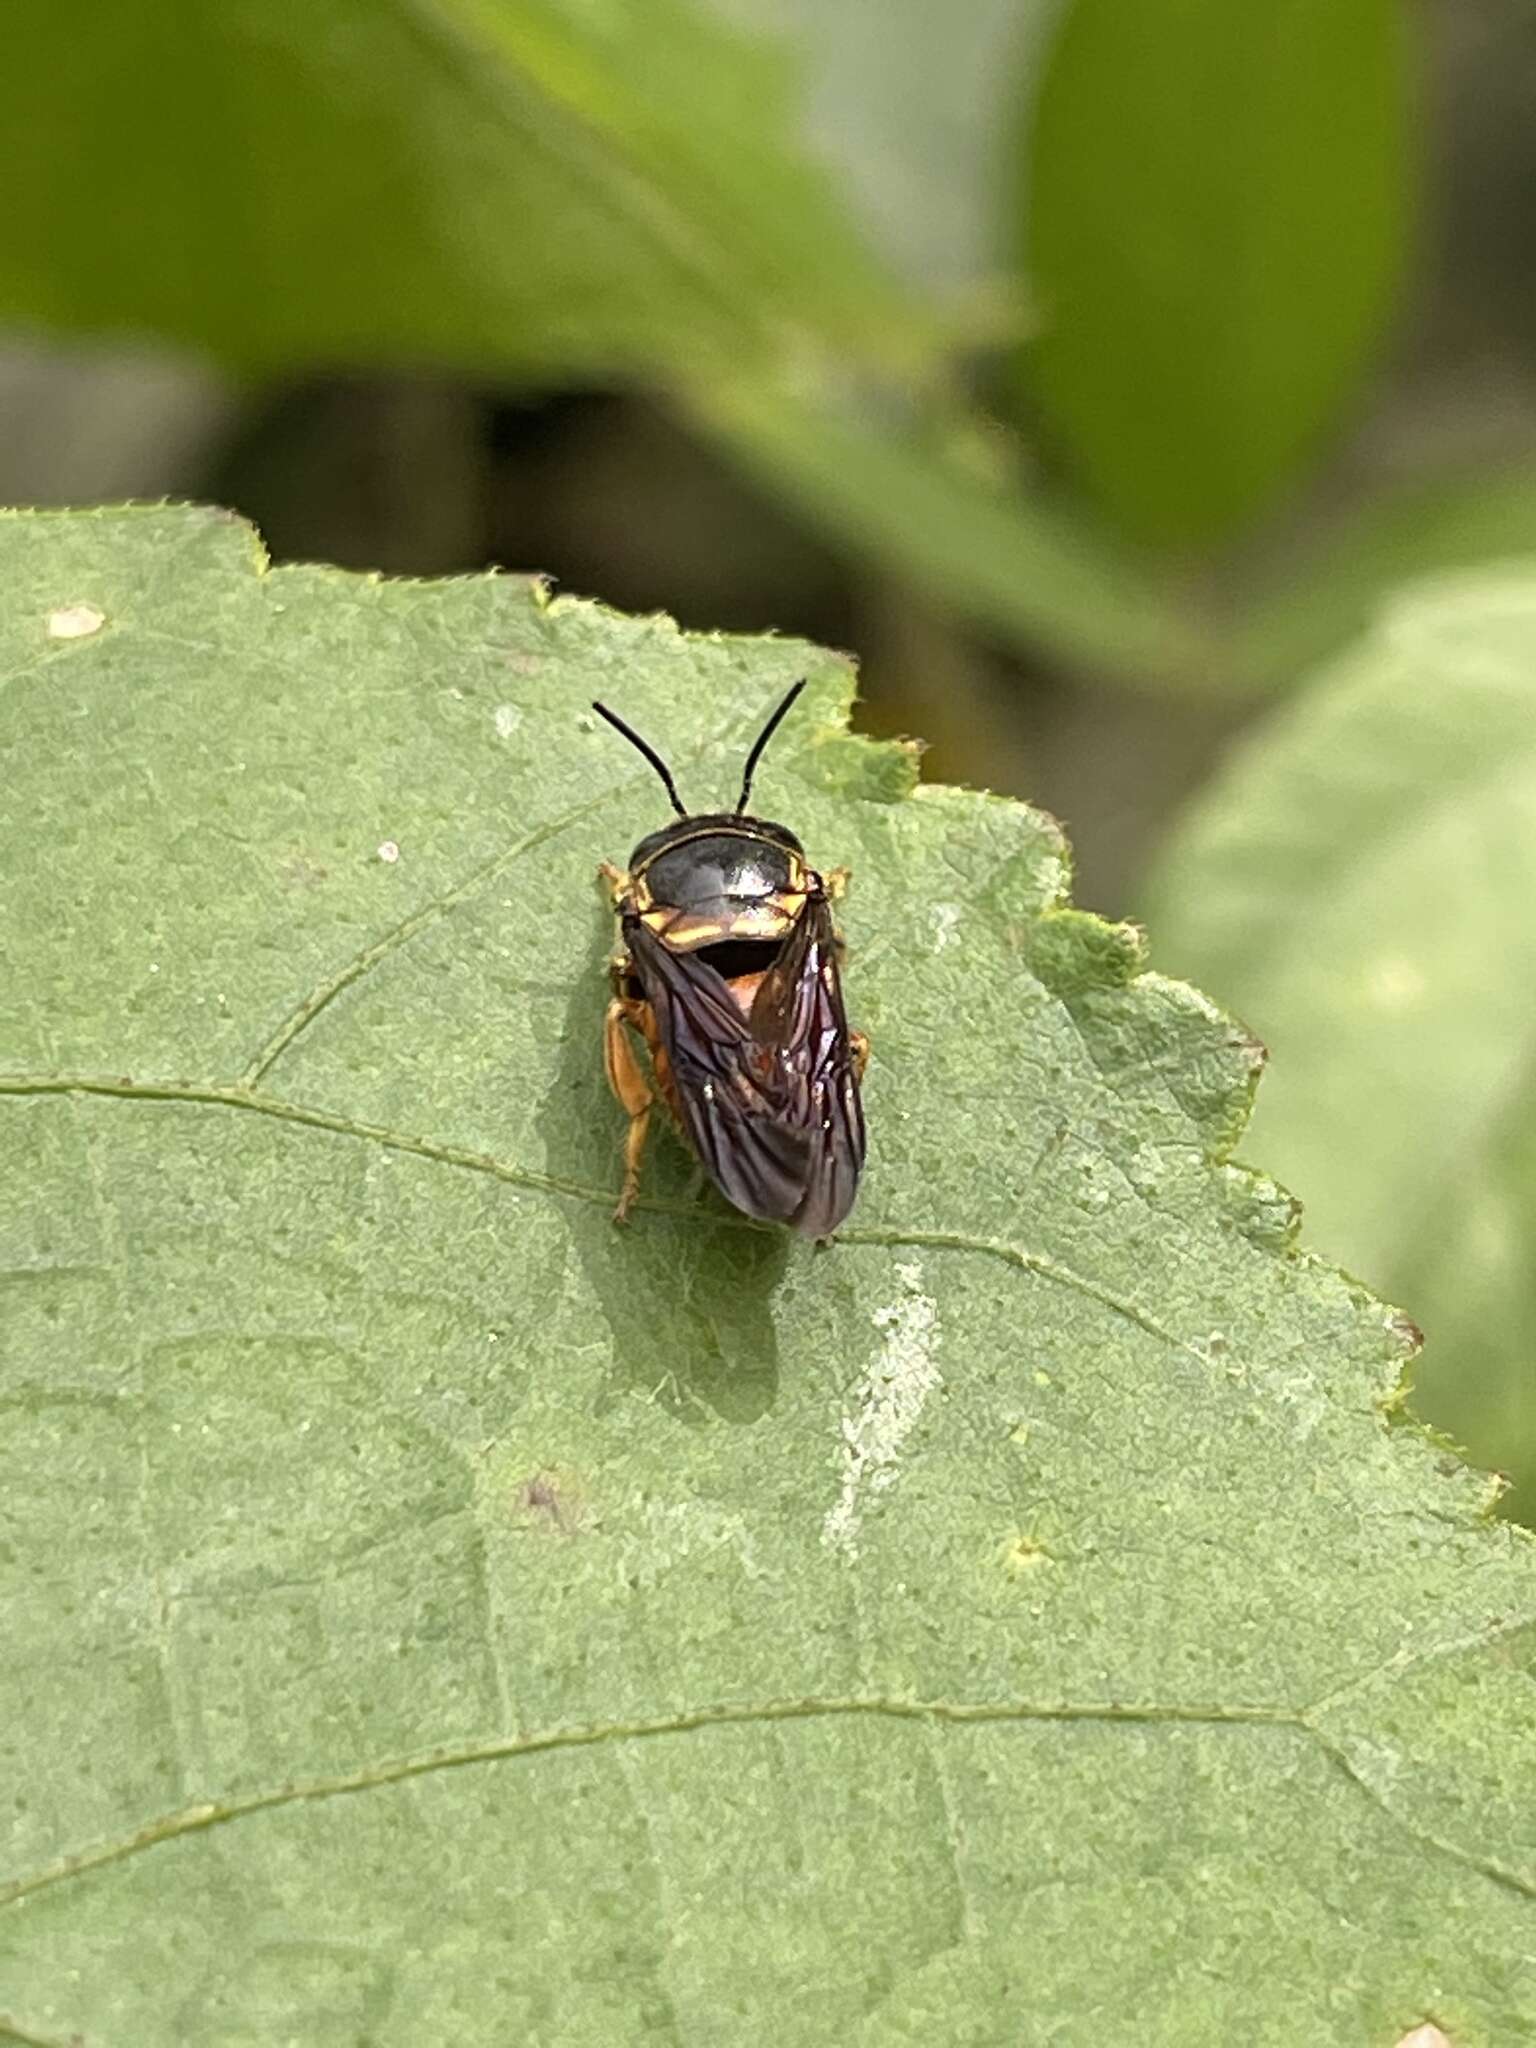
(594, 679, 867, 1239)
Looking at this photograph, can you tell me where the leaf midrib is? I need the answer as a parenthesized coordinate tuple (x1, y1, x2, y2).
(7, 1678, 1536, 1940)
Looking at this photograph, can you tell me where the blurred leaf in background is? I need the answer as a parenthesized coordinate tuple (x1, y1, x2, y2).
(1233, 462, 1536, 687)
(0, 0, 1205, 688)
(4, 0, 924, 379)
(1147, 567, 1536, 1520)
(710, 0, 1048, 298)
(1020, 0, 1410, 547)
(1, 0, 1485, 698)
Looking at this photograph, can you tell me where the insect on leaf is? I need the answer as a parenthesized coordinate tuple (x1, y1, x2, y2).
(2, 507, 1535, 2044)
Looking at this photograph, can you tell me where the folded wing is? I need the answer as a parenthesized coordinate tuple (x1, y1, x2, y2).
(626, 894, 865, 1237)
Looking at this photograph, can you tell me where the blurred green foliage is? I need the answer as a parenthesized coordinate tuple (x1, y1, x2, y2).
(1022, 0, 1409, 546)
(1147, 567, 1536, 1520)
(5, 0, 920, 374)
(3, 0, 1535, 1510)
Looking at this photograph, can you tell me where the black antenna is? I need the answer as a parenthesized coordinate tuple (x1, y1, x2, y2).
(591, 700, 688, 817)
(735, 678, 806, 815)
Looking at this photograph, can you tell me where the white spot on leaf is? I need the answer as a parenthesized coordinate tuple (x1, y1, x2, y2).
(822, 1262, 940, 1560)
(931, 902, 961, 951)
(377, 840, 400, 864)
(493, 702, 523, 739)
(47, 603, 105, 640)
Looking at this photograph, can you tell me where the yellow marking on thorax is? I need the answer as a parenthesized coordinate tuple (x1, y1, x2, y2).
(642, 895, 803, 950)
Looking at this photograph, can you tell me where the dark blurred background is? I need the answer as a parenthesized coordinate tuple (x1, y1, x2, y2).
(5, 0, 1535, 1511)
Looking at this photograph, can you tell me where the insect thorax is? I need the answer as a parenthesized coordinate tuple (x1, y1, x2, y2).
(629, 814, 805, 912)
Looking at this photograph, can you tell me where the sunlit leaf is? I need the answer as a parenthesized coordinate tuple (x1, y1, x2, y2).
(4, 507, 1535, 2043)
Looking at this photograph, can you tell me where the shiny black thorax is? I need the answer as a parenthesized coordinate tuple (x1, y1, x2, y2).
(629, 812, 806, 916)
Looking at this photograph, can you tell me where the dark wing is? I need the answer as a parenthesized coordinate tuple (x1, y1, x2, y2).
(626, 894, 865, 1237)
(748, 892, 866, 1239)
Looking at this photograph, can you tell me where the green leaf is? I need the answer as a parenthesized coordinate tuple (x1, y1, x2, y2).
(1146, 564, 1536, 1523)
(5, 506, 1536, 2044)
(1, 0, 927, 380)
(0, 0, 1229, 691)
(1020, 0, 1411, 546)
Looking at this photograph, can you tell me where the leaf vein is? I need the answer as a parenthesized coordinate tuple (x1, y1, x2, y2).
(1305, 1723, 1536, 1905)
(0, 1078, 1187, 1347)
(239, 771, 651, 1086)
(0, 1693, 1302, 1914)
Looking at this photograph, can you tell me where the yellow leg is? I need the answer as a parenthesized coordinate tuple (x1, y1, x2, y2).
(851, 1029, 870, 1083)
(597, 860, 631, 906)
(823, 865, 852, 901)
(604, 999, 653, 1223)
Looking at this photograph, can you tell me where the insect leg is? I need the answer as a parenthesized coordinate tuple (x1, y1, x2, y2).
(616, 1109, 652, 1224)
(604, 998, 653, 1223)
(850, 1029, 870, 1082)
(823, 865, 852, 901)
(597, 860, 631, 906)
